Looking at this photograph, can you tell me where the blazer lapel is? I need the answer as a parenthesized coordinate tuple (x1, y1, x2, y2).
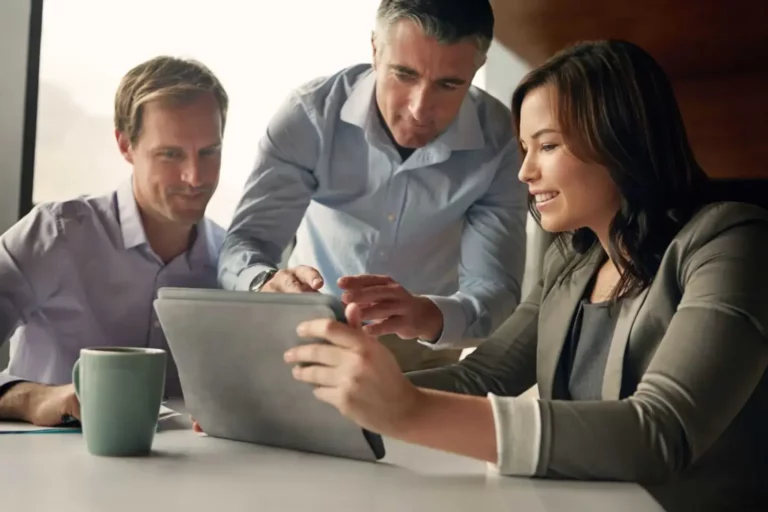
(537, 250, 601, 400)
(601, 287, 650, 400)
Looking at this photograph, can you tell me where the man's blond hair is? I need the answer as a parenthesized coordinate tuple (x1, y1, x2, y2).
(114, 56, 228, 145)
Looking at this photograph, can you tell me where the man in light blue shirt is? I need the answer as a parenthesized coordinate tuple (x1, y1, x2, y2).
(219, 0, 527, 371)
(0, 56, 228, 426)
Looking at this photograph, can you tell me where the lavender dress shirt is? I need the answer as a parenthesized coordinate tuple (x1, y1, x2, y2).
(0, 179, 224, 398)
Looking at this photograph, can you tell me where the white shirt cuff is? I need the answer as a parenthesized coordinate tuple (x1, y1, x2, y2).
(487, 393, 542, 476)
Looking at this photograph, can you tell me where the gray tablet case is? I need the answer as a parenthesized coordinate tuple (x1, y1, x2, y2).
(153, 287, 385, 462)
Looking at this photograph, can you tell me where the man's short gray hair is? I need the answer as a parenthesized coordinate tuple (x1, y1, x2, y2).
(374, 0, 494, 67)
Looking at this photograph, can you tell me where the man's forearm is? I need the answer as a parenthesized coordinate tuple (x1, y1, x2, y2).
(0, 381, 39, 421)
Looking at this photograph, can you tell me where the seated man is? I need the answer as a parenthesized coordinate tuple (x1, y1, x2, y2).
(0, 56, 228, 426)
(219, 0, 528, 372)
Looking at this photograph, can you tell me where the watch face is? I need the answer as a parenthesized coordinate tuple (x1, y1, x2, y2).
(252, 270, 275, 291)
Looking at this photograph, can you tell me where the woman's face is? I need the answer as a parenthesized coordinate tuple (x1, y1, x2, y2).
(517, 85, 621, 237)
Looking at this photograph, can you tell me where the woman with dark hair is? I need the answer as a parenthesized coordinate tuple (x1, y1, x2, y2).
(284, 40, 768, 510)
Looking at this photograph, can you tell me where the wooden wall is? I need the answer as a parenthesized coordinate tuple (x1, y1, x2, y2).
(491, 0, 768, 179)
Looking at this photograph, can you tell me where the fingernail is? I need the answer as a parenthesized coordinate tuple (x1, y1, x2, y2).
(312, 278, 323, 288)
(284, 350, 294, 362)
(296, 323, 306, 336)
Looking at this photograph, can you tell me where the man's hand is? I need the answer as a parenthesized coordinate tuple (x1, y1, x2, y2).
(338, 274, 443, 341)
(0, 382, 80, 426)
(260, 266, 324, 293)
(284, 303, 423, 436)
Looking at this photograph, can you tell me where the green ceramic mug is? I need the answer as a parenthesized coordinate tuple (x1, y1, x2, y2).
(72, 347, 166, 456)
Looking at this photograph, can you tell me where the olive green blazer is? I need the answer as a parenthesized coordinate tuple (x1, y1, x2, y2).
(409, 202, 768, 511)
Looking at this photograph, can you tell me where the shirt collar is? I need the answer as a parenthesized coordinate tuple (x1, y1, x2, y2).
(438, 92, 486, 151)
(115, 177, 215, 270)
(339, 68, 486, 152)
(339, 69, 377, 129)
(116, 178, 148, 250)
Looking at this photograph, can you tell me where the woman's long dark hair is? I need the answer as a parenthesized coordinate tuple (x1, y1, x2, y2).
(511, 40, 709, 297)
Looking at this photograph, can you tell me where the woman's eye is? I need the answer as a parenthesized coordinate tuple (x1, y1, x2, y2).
(541, 143, 558, 152)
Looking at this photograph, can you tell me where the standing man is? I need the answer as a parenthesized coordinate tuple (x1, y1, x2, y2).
(220, 0, 527, 371)
(0, 56, 228, 425)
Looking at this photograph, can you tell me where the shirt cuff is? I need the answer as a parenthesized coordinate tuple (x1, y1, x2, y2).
(234, 264, 278, 291)
(417, 295, 468, 350)
(0, 376, 27, 399)
(487, 393, 542, 476)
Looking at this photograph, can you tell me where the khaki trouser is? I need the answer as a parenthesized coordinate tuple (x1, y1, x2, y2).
(378, 334, 462, 373)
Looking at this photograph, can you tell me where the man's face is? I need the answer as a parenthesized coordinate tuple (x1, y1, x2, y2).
(372, 20, 481, 148)
(116, 92, 222, 227)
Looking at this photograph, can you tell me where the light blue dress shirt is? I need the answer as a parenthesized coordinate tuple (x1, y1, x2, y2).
(0, 179, 224, 396)
(219, 64, 527, 349)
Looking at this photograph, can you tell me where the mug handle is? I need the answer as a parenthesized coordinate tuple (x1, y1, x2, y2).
(72, 358, 81, 400)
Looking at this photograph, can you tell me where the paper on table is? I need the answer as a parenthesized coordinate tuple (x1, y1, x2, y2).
(158, 404, 181, 421)
(0, 423, 79, 434)
(0, 404, 181, 434)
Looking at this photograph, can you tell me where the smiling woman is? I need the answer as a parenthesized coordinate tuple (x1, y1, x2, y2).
(513, 41, 709, 299)
(517, 93, 622, 244)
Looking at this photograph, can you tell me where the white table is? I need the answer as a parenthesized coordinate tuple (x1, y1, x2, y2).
(1, 415, 664, 512)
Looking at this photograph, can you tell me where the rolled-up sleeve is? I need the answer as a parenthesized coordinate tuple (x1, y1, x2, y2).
(0, 205, 63, 392)
(218, 92, 320, 291)
(488, 393, 542, 475)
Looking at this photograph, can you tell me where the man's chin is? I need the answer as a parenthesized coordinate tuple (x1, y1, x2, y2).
(167, 196, 210, 224)
(169, 209, 206, 226)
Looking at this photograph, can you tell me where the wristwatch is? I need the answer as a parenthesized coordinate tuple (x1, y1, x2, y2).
(249, 269, 278, 292)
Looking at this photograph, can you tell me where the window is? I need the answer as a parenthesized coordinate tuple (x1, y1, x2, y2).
(33, 0, 383, 227)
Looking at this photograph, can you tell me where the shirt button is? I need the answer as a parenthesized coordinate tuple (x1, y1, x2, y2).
(387, 214, 395, 222)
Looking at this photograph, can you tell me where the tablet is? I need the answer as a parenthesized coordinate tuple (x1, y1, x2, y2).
(153, 287, 385, 462)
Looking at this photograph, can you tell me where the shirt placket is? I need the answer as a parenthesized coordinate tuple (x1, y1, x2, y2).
(147, 265, 166, 351)
(148, 259, 183, 398)
(373, 148, 442, 269)
(368, 151, 406, 271)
